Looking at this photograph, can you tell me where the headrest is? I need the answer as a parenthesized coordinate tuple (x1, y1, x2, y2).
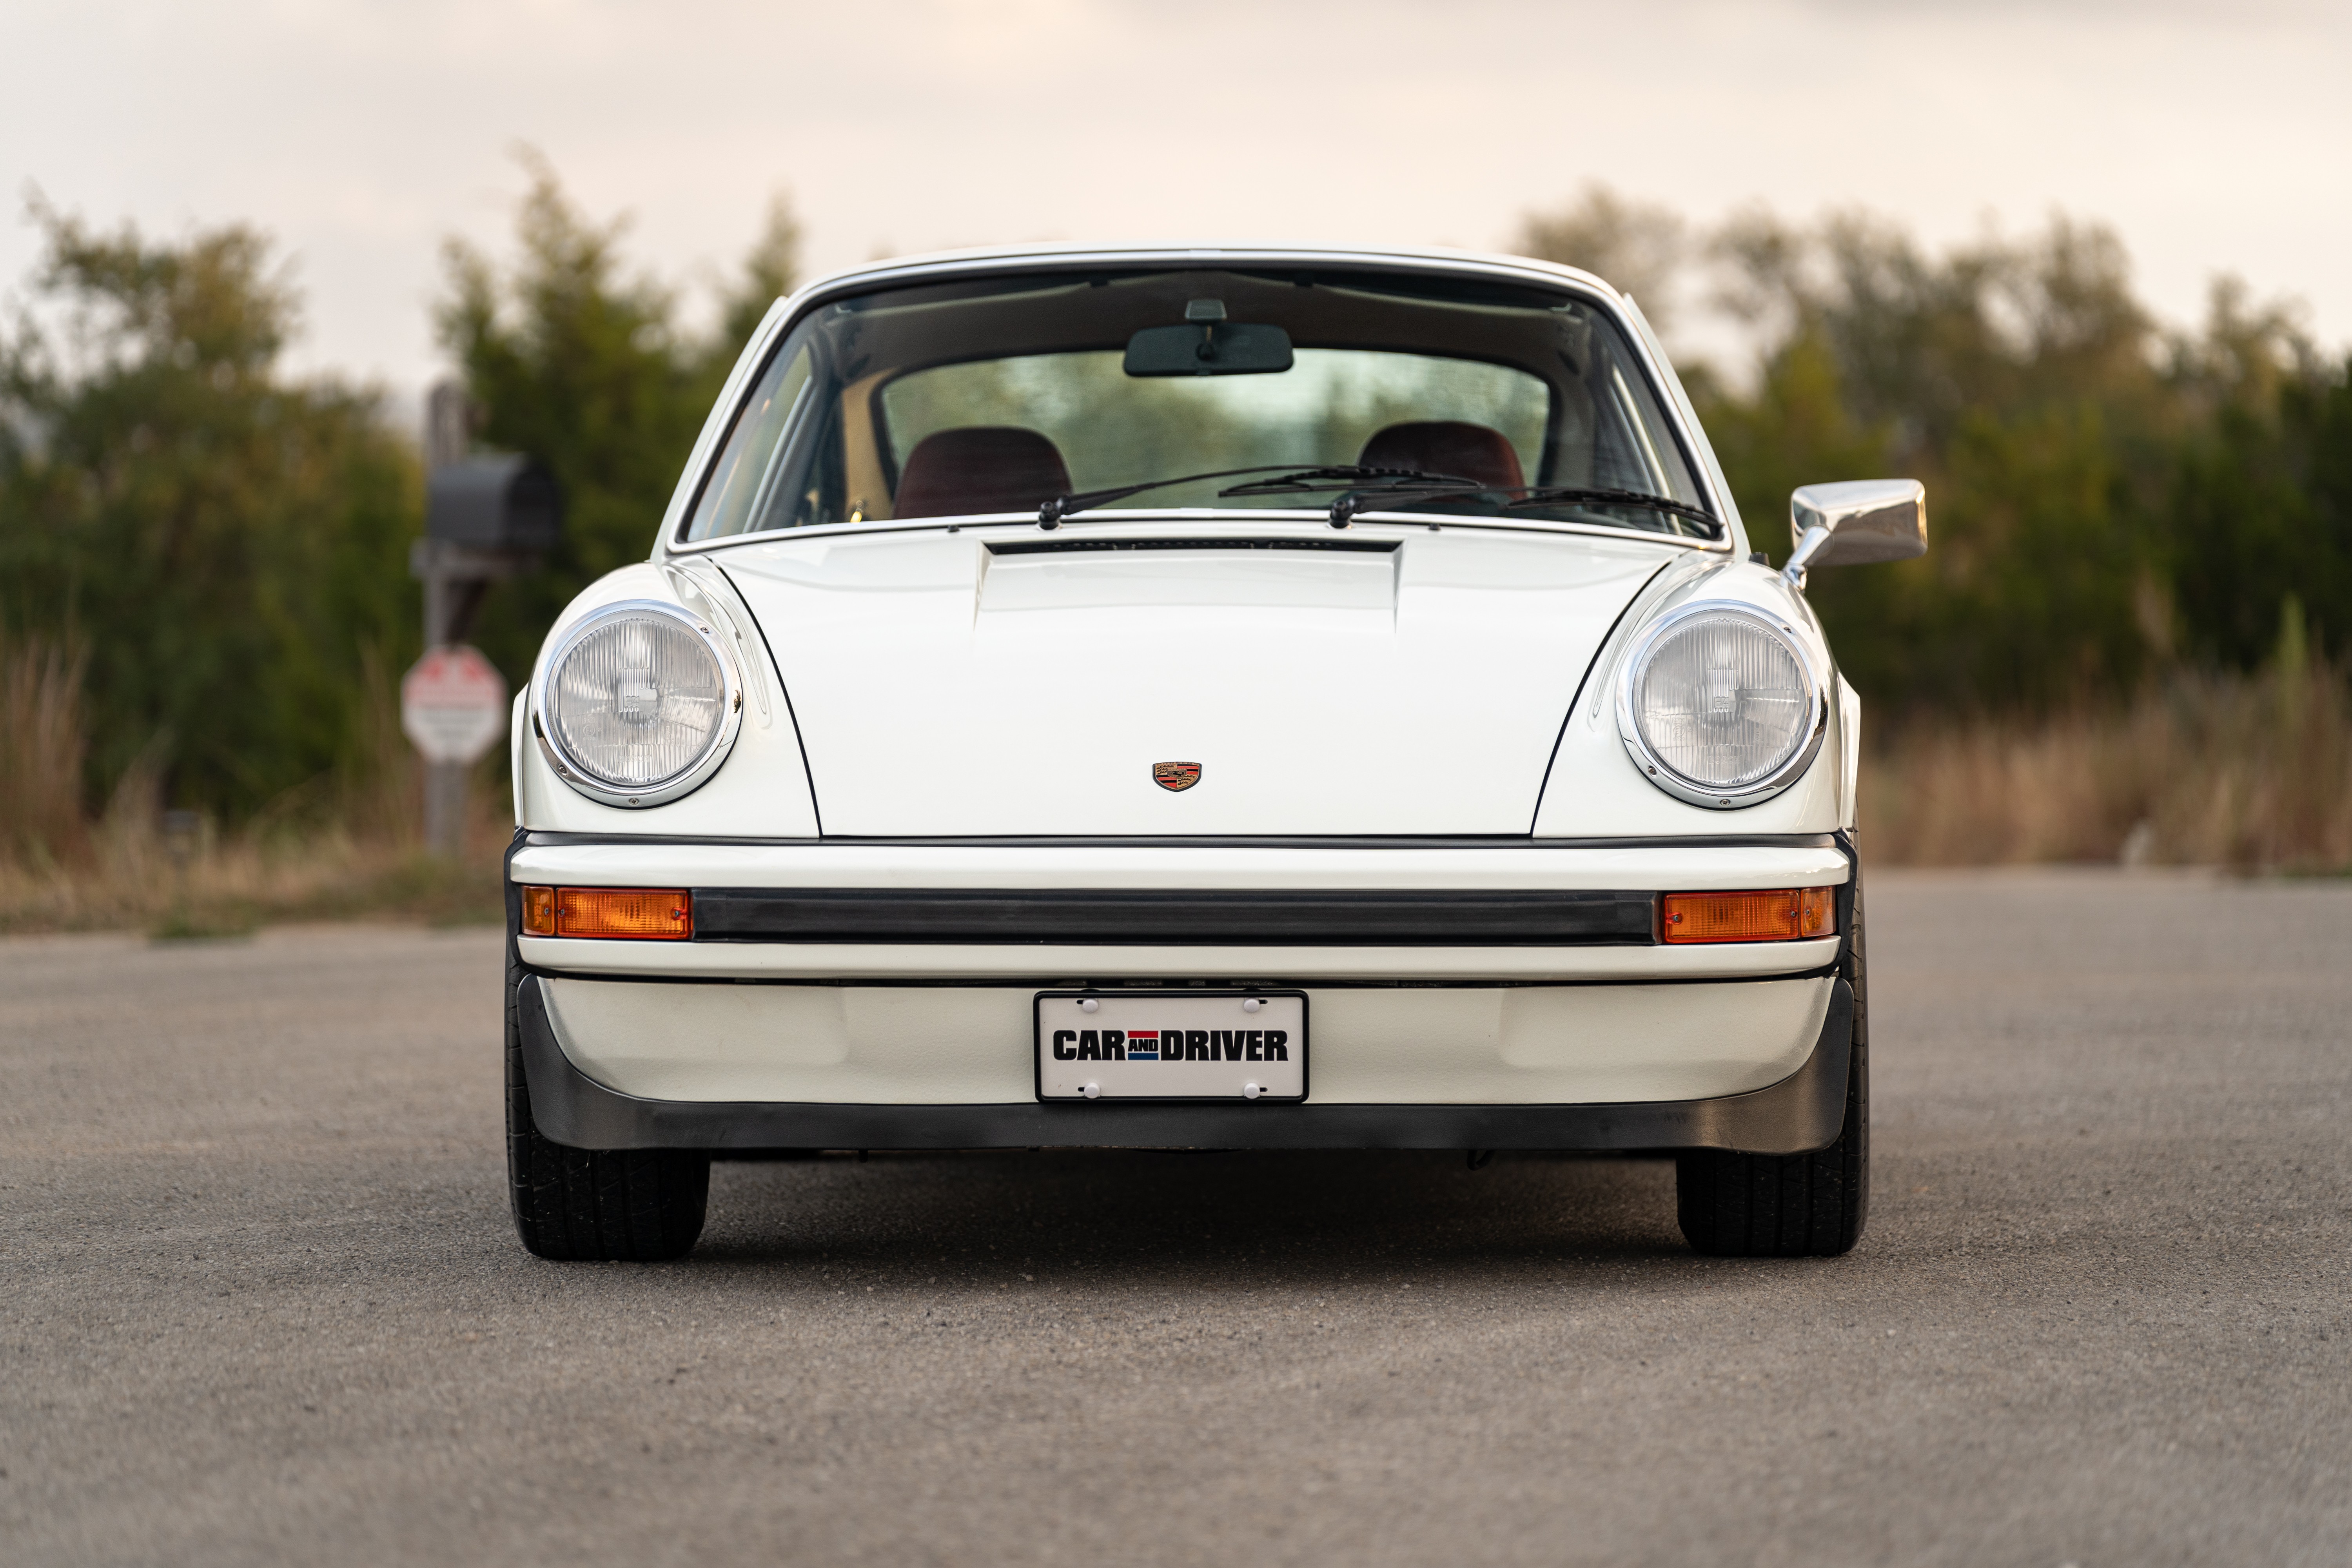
(892, 427, 1073, 519)
(1356, 421, 1525, 493)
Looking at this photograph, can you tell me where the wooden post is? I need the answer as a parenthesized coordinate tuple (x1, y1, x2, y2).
(420, 380, 472, 857)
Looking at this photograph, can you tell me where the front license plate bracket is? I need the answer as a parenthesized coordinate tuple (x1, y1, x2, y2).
(1034, 989, 1308, 1103)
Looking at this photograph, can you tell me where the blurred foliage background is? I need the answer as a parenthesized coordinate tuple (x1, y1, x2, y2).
(0, 202, 419, 826)
(435, 153, 801, 690)
(3, 169, 2350, 926)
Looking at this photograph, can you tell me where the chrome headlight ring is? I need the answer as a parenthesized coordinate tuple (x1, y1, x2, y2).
(532, 599, 744, 809)
(1615, 599, 1828, 810)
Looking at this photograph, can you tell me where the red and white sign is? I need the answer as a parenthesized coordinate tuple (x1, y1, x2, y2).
(401, 645, 509, 765)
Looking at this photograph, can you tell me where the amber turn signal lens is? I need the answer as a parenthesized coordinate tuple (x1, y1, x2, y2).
(552, 887, 693, 940)
(1661, 886, 1837, 944)
(521, 886, 556, 936)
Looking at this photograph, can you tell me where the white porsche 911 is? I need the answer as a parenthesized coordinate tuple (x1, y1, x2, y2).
(501, 244, 1926, 1262)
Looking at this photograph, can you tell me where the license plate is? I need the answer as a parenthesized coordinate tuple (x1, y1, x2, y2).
(1035, 989, 1307, 1102)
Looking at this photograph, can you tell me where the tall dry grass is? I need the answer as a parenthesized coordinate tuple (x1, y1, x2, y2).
(0, 634, 504, 935)
(0, 631, 91, 869)
(1862, 651, 2352, 869)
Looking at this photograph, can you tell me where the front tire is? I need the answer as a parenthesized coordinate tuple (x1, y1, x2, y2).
(505, 953, 709, 1261)
(1674, 870, 1870, 1258)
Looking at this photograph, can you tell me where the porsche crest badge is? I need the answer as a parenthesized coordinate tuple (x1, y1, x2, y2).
(1152, 761, 1202, 792)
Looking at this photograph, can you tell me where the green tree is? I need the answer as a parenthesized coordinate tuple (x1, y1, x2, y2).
(1515, 185, 1686, 330)
(1695, 327, 1892, 537)
(0, 201, 418, 817)
(2159, 284, 2350, 667)
(435, 158, 801, 686)
(1660, 206, 2351, 714)
(1916, 402, 2147, 707)
(720, 193, 803, 355)
(1708, 211, 2158, 463)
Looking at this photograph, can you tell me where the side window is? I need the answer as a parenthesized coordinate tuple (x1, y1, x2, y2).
(682, 344, 815, 541)
(1593, 344, 1701, 501)
(783, 392, 848, 529)
(1546, 334, 1704, 505)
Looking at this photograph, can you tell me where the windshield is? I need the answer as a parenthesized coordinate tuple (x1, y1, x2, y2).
(681, 266, 1715, 542)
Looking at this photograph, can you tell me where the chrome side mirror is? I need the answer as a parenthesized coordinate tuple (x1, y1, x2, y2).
(1783, 479, 1927, 590)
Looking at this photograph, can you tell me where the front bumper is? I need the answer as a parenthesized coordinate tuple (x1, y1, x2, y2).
(508, 831, 1857, 1154)
(511, 836, 1851, 983)
(518, 974, 1853, 1155)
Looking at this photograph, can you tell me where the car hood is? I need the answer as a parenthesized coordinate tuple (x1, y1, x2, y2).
(714, 525, 1677, 835)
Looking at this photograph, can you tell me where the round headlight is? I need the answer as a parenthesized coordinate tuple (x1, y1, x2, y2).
(538, 601, 740, 807)
(1618, 602, 1824, 808)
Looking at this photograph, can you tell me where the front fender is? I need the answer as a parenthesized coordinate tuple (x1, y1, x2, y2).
(512, 564, 820, 837)
(1530, 556, 1846, 837)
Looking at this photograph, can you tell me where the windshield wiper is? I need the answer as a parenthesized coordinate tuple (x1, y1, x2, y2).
(1202, 470, 1715, 531)
(1036, 465, 1476, 528)
(1501, 486, 1717, 527)
(1321, 479, 1717, 530)
(1037, 466, 1714, 533)
(1214, 465, 1481, 498)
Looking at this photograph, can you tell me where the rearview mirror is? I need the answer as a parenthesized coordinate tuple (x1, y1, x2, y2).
(1783, 479, 1927, 590)
(1124, 322, 1294, 377)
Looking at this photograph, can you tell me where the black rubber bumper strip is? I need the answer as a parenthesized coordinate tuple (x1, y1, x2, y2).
(688, 888, 1659, 946)
(517, 975, 1851, 1156)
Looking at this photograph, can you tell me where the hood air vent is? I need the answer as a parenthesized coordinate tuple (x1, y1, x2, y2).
(986, 536, 1399, 556)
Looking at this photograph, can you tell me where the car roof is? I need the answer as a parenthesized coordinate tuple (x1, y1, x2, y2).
(782, 242, 1628, 312)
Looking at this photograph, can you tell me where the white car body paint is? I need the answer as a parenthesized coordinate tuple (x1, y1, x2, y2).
(539, 975, 1832, 1106)
(508, 839, 1853, 894)
(515, 563, 819, 839)
(1837, 673, 1864, 832)
(719, 519, 1672, 835)
(508, 243, 1869, 1118)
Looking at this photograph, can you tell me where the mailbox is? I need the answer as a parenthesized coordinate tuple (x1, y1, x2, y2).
(426, 456, 563, 552)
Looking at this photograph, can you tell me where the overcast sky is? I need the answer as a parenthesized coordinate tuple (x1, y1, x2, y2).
(7, 0, 2348, 401)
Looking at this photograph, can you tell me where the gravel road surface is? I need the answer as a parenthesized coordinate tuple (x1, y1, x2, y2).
(4, 870, 2348, 1565)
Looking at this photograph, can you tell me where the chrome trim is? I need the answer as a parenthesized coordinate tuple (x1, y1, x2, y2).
(661, 559, 771, 729)
(532, 599, 745, 809)
(1784, 479, 1928, 590)
(1614, 600, 1828, 810)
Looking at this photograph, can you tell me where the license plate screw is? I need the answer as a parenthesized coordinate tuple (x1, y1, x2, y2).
(1241, 997, 1263, 1013)
(1078, 997, 1099, 1012)
(1243, 1082, 1262, 1099)
(1083, 1082, 1101, 1099)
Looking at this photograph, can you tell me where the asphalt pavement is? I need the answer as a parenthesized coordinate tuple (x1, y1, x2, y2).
(4, 869, 2348, 1566)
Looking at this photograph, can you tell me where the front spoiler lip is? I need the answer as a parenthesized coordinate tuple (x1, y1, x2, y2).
(515, 973, 1853, 1157)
